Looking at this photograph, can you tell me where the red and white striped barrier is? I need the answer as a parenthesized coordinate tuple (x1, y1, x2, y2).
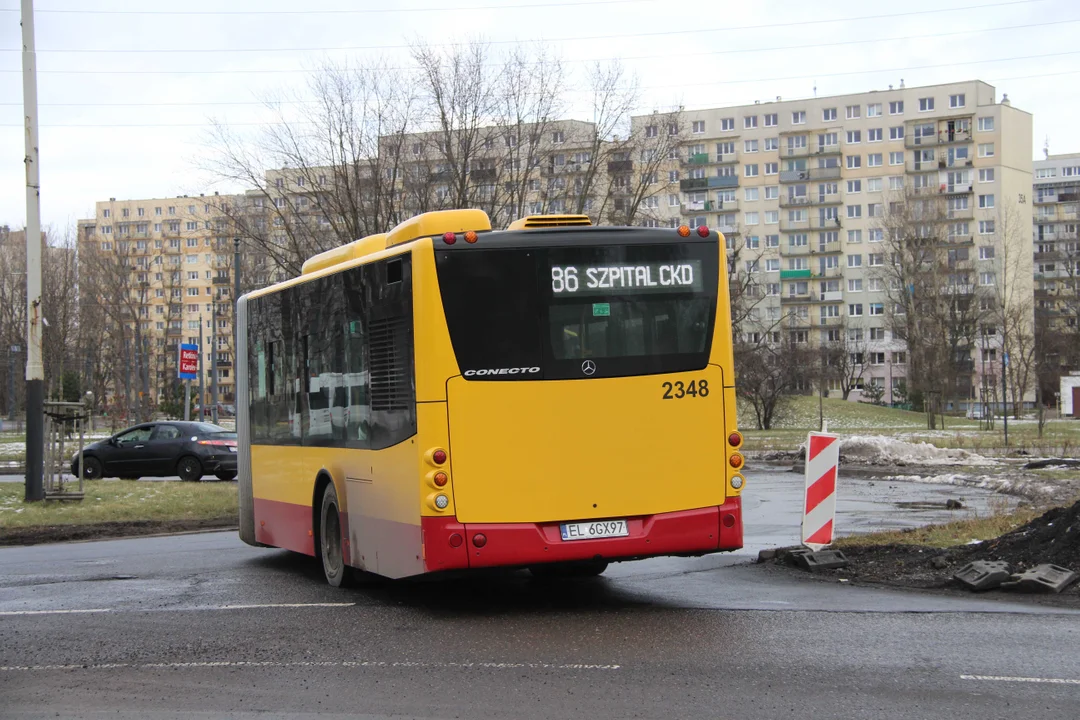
(802, 432, 840, 551)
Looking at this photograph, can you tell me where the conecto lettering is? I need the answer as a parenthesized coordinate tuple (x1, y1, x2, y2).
(464, 367, 541, 377)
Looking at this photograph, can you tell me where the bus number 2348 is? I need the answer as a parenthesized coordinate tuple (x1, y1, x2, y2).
(661, 379, 709, 399)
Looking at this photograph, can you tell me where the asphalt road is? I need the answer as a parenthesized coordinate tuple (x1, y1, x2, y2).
(2, 475, 1076, 720)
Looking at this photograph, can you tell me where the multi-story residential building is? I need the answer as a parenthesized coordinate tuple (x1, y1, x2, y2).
(77, 194, 242, 414)
(644, 81, 1033, 409)
(1032, 152, 1080, 396)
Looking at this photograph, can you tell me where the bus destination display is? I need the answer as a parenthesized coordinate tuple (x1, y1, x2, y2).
(551, 260, 703, 296)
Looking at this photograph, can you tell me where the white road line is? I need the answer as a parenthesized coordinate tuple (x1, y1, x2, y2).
(0, 660, 621, 672)
(0, 609, 111, 616)
(0, 602, 354, 616)
(961, 674, 1080, 686)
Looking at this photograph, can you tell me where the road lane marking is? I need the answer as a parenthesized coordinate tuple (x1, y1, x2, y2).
(0, 660, 621, 672)
(0, 609, 111, 616)
(0, 602, 354, 616)
(961, 674, 1080, 686)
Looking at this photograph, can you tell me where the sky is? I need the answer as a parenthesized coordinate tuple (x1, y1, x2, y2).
(1, 0, 1078, 233)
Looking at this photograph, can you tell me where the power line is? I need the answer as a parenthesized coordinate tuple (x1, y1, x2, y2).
(0, 0, 663, 15)
(0, 0, 1049, 57)
(0, 16, 1073, 89)
(3, 51, 1077, 128)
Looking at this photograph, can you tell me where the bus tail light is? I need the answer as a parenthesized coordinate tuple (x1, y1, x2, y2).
(729, 453, 744, 469)
(472, 533, 487, 548)
(433, 471, 448, 487)
(696, 225, 710, 237)
(722, 513, 737, 528)
(730, 475, 744, 490)
(677, 225, 691, 237)
(449, 533, 463, 548)
(430, 448, 447, 465)
(464, 230, 478, 243)
(728, 431, 742, 448)
(442, 232, 457, 245)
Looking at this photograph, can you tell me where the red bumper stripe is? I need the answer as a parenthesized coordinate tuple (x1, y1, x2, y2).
(254, 498, 315, 557)
(422, 498, 742, 572)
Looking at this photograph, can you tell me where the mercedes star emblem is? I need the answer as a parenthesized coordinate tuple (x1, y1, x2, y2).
(581, 360, 596, 376)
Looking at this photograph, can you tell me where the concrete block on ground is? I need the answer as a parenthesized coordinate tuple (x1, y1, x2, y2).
(778, 547, 813, 567)
(795, 549, 849, 572)
(757, 549, 777, 563)
(1001, 564, 1079, 594)
(953, 561, 1011, 591)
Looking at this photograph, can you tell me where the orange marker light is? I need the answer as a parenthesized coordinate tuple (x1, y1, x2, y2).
(729, 453, 744, 469)
(433, 471, 448, 487)
(678, 225, 691, 237)
(464, 230, 478, 243)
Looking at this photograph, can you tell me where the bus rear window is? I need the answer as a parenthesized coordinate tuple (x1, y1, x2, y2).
(436, 240, 717, 381)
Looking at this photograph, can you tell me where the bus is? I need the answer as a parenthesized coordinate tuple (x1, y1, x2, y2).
(236, 209, 746, 585)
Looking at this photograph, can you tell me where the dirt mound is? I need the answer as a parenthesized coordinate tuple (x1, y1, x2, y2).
(967, 500, 1080, 570)
(0, 517, 237, 546)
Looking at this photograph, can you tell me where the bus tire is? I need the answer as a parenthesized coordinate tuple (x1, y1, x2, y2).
(319, 482, 350, 588)
(529, 559, 609, 579)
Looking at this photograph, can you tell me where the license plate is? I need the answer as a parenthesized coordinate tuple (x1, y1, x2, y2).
(229, 447, 237, 453)
(559, 519, 628, 541)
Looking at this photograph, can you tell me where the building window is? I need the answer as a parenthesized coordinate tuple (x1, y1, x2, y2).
(867, 203, 882, 218)
(792, 111, 806, 124)
(692, 120, 705, 134)
(849, 303, 863, 316)
(764, 162, 778, 175)
(867, 103, 882, 117)
(889, 151, 904, 166)
(765, 234, 779, 247)
(949, 94, 965, 108)
(745, 187, 759, 202)
(823, 108, 837, 122)
(979, 246, 995, 260)
(744, 115, 758, 129)
(868, 253, 884, 266)
(552, 130, 565, 144)
(745, 164, 759, 177)
(848, 278, 863, 292)
(765, 211, 779, 224)
(845, 105, 861, 119)
(867, 153, 883, 167)
(764, 137, 778, 151)
(764, 113, 777, 127)
(847, 205, 862, 218)
(846, 155, 861, 169)
(745, 212, 759, 225)
(867, 178, 882, 192)
(979, 168, 995, 183)
(847, 179, 862, 193)
(744, 139, 759, 153)
(848, 229, 862, 243)
(978, 143, 995, 158)
(765, 186, 779, 200)
(848, 254, 862, 267)
(979, 220, 995, 234)
(918, 97, 935, 112)
(979, 272, 996, 286)
(979, 194, 995, 208)
(867, 128, 882, 142)
(721, 118, 734, 131)
(846, 130, 861, 144)
(889, 101, 904, 115)
(978, 117, 994, 132)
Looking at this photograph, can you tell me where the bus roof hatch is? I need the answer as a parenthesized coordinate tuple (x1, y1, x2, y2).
(506, 215, 592, 230)
(386, 209, 492, 247)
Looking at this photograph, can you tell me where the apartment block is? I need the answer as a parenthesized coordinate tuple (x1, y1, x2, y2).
(643, 80, 1033, 407)
(77, 194, 242, 411)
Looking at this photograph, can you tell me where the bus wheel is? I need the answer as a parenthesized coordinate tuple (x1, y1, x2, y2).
(529, 560, 609, 579)
(319, 483, 350, 588)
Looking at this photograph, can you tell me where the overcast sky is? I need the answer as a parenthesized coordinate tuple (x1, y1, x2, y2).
(1, 0, 1078, 234)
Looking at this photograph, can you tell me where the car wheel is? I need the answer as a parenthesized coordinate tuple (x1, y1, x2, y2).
(76, 456, 103, 480)
(176, 455, 203, 482)
(529, 560, 609, 579)
(215, 471, 237, 481)
(319, 482, 350, 588)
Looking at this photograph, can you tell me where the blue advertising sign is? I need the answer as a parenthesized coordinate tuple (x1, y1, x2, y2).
(179, 343, 199, 380)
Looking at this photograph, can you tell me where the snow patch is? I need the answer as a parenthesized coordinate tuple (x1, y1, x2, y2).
(836, 435, 997, 466)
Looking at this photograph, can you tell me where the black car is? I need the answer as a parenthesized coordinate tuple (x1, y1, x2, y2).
(71, 421, 238, 482)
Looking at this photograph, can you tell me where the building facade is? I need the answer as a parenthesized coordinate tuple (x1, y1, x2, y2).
(645, 80, 1033, 408)
(77, 194, 241, 415)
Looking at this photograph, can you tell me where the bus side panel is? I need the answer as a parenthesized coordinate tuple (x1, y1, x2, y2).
(411, 238, 460, 403)
(251, 445, 317, 555)
(343, 440, 425, 579)
(236, 296, 258, 547)
(709, 232, 745, 506)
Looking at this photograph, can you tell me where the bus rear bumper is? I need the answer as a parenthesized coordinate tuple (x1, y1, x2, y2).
(422, 498, 742, 572)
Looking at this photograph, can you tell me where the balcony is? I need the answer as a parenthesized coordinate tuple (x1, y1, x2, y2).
(820, 290, 844, 302)
(607, 160, 633, 173)
(943, 183, 973, 195)
(779, 167, 841, 183)
(780, 293, 813, 304)
(782, 243, 811, 255)
(812, 145, 842, 157)
(946, 208, 975, 221)
(213, 275, 231, 285)
(680, 178, 708, 192)
(818, 316, 843, 326)
(685, 153, 710, 165)
(715, 153, 738, 165)
(782, 145, 810, 159)
(680, 176, 739, 192)
(717, 224, 739, 236)
(779, 269, 812, 280)
(904, 130, 974, 149)
(779, 195, 812, 209)
(716, 199, 738, 211)
(780, 218, 810, 233)
(813, 266, 844, 279)
(166, 328, 183, 337)
(1035, 194, 1060, 205)
(709, 175, 739, 188)
(1034, 251, 1062, 261)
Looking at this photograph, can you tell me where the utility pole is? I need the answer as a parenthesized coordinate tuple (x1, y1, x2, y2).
(21, 0, 44, 502)
(211, 298, 218, 425)
(198, 315, 205, 422)
(7, 345, 18, 420)
(233, 237, 240, 408)
(1002, 351, 1009, 448)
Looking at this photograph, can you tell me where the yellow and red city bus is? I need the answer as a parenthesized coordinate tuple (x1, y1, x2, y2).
(236, 210, 746, 584)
